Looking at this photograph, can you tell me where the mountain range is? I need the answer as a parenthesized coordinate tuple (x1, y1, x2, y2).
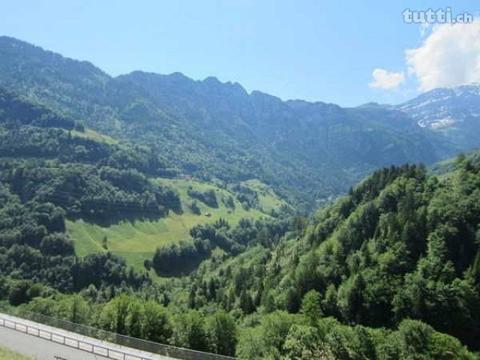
(0, 35, 479, 210)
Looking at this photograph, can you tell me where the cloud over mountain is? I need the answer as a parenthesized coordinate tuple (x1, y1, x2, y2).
(407, 19, 480, 91)
(369, 68, 405, 90)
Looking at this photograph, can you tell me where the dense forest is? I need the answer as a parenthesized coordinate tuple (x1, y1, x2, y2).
(0, 87, 182, 220)
(175, 159, 480, 357)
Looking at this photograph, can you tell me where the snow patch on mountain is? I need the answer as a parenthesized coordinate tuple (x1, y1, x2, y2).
(398, 84, 480, 130)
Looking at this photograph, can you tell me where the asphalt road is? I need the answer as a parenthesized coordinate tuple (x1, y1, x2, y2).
(0, 313, 174, 360)
(0, 325, 111, 360)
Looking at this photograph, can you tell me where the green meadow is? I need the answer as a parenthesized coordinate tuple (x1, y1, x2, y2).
(71, 128, 118, 144)
(67, 178, 284, 271)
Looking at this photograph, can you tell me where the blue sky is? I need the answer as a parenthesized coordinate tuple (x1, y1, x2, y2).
(0, 0, 479, 106)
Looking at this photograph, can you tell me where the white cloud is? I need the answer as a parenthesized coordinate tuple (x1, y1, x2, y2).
(369, 68, 405, 90)
(406, 19, 480, 91)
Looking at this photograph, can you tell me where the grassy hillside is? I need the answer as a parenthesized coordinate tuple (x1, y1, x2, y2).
(67, 178, 285, 271)
(0, 89, 289, 274)
(71, 128, 118, 145)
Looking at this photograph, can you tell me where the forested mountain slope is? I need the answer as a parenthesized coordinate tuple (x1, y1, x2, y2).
(0, 87, 179, 292)
(0, 86, 283, 276)
(0, 36, 472, 209)
(5, 157, 479, 359)
(183, 157, 480, 357)
(0, 87, 477, 356)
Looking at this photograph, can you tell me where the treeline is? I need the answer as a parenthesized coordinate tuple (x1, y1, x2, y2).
(8, 287, 476, 359)
(152, 218, 290, 276)
(14, 293, 238, 357)
(0, 125, 177, 178)
(187, 188, 218, 208)
(236, 295, 475, 359)
(230, 184, 258, 210)
(0, 160, 180, 223)
(0, 180, 149, 297)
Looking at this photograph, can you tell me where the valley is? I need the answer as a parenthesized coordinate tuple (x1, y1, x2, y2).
(0, 35, 479, 359)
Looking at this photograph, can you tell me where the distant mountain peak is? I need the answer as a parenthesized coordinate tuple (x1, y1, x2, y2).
(203, 75, 221, 83)
(396, 83, 480, 150)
